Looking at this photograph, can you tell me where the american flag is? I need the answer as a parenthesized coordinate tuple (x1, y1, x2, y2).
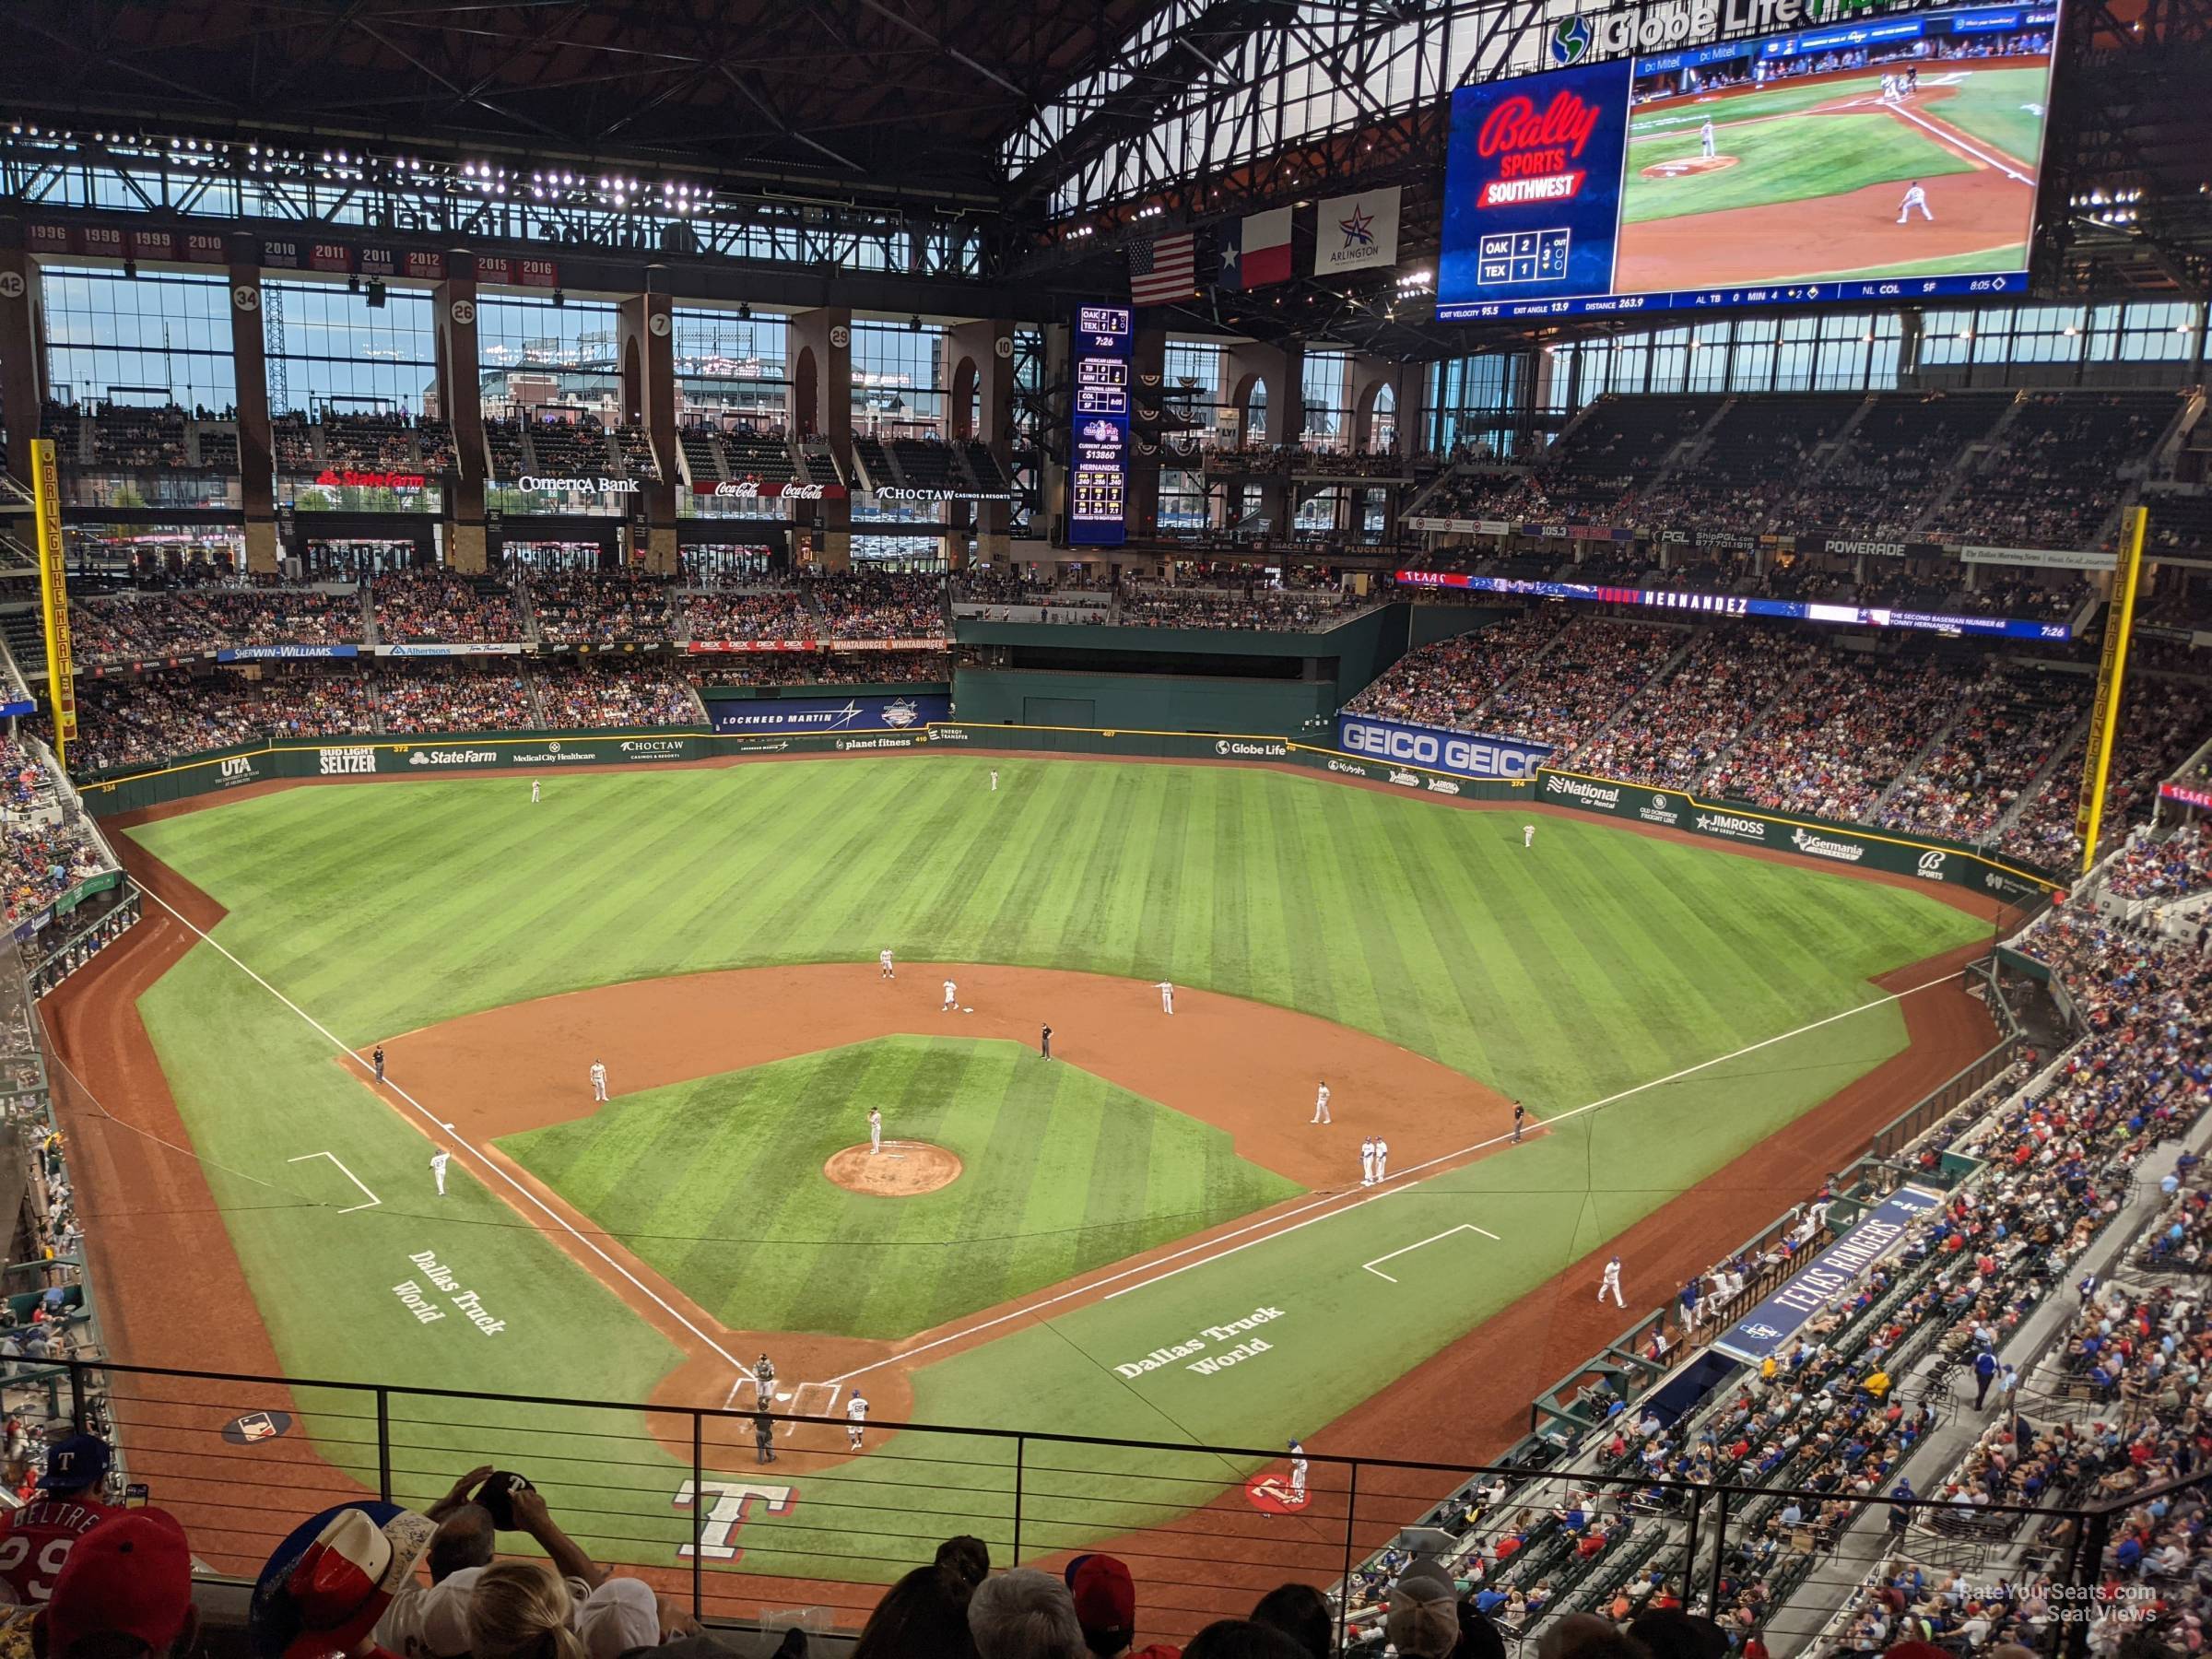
(1128, 231, 1197, 306)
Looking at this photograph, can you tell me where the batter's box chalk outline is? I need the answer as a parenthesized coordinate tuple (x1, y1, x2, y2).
(1362, 1222, 1500, 1283)
(288, 1150, 382, 1215)
(785, 1381, 841, 1433)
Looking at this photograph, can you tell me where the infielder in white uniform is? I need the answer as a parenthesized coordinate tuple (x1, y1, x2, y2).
(869, 1107, 884, 1155)
(530, 779, 540, 804)
(1288, 1440, 1308, 1501)
(941, 979, 958, 1012)
(1360, 1136, 1377, 1186)
(1312, 1083, 1332, 1124)
(847, 1391, 868, 1451)
(1599, 1254, 1625, 1307)
(879, 948, 895, 980)
(1373, 1137, 1390, 1182)
(430, 1149, 451, 1196)
(1524, 824, 1535, 848)
(1700, 118, 1716, 157)
(1156, 981, 1175, 1014)
(1897, 181, 1933, 222)
(590, 1061, 608, 1102)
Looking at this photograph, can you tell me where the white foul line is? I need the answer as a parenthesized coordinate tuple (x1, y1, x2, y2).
(1363, 1223, 1500, 1284)
(823, 967, 1965, 1385)
(140, 885, 754, 1383)
(288, 1150, 382, 1214)
(1885, 104, 2037, 184)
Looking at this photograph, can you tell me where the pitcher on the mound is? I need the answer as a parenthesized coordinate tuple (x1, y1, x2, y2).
(869, 1106, 884, 1155)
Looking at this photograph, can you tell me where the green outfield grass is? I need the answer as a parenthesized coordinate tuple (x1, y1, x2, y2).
(1624, 108, 1971, 223)
(1796, 244, 2030, 282)
(499, 1037, 1302, 1339)
(1922, 68, 2050, 167)
(123, 757, 1989, 1578)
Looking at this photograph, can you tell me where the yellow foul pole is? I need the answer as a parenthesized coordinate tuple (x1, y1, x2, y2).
(2075, 504, 2147, 874)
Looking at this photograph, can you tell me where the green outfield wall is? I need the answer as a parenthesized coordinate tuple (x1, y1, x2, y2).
(76, 725, 2062, 907)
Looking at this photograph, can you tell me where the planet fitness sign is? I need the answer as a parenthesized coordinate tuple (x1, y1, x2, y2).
(1335, 713, 1552, 781)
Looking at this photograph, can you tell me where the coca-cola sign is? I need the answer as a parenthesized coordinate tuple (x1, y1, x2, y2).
(691, 480, 848, 500)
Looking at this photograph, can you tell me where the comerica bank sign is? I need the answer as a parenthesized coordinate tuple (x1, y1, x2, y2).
(1335, 713, 1552, 782)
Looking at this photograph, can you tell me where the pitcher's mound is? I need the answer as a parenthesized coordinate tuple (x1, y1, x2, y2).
(826, 1142, 963, 1196)
(1642, 154, 1738, 179)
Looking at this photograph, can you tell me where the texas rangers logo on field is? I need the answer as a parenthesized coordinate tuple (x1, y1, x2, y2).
(674, 1479, 795, 1562)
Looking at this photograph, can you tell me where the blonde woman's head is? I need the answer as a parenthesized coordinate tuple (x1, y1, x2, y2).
(465, 1561, 587, 1659)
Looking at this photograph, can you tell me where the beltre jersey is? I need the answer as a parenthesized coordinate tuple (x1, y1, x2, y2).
(0, 1496, 121, 1604)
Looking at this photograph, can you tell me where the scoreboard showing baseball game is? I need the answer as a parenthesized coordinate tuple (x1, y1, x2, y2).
(1437, 0, 2060, 322)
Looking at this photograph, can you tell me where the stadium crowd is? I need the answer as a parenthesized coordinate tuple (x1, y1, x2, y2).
(526, 574, 677, 647)
(535, 662, 696, 730)
(0, 738, 112, 928)
(68, 672, 375, 772)
(72, 587, 362, 665)
(379, 663, 536, 734)
(372, 572, 524, 644)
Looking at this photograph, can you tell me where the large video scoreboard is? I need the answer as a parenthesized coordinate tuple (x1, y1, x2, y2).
(1437, 1, 2059, 322)
(1069, 305, 1133, 547)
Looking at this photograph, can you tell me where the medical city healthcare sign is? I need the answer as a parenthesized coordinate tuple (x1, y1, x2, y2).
(1335, 713, 1552, 782)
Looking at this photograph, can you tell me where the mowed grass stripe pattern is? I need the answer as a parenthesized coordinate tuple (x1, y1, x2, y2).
(498, 1037, 1302, 1339)
(130, 759, 1983, 1113)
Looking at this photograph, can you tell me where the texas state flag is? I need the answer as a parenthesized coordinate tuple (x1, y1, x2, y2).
(1218, 206, 1293, 290)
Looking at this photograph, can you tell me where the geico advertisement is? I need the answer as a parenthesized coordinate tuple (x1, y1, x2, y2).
(1334, 714, 1552, 781)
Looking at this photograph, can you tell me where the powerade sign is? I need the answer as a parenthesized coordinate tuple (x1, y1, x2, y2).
(1714, 1184, 1944, 1363)
(711, 694, 950, 736)
(1335, 714, 1551, 781)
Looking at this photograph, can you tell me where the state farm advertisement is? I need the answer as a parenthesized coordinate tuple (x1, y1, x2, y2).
(1438, 58, 1632, 307)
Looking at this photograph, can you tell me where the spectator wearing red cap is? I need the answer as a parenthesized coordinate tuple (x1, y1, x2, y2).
(0, 1505, 195, 1659)
(1064, 1554, 1179, 1659)
(0, 1433, 120, 1606)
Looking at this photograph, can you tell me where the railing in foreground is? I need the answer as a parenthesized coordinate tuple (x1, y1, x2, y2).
(50, 1358, 2156, 1649)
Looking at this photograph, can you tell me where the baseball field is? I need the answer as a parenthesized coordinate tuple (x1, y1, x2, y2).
(1616, 63, 2050, 289)
(49, 753, 1999, 1613)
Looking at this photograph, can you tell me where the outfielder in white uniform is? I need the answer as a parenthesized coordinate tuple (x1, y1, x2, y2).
(430, 1149, 451, 1196)
(1312, 1083, 1332, 1124)
(530, 779, 540, 804)
(1374, 1137, 1390, 1182)
(1288, 1440, 1308, 1501)
(1700, 118, 1716, 157)
(590, 1061, 608, 1102)
(1897, 182, 1932, 222)
(869, 1107, 883, 1155)
(990, 769, 999, 792)
(1156, 981, 1175, 1014)
(941, 979, 958, 1012)
(1524, 824, 1535, 848)
(1360, 1136, 1377, 1186)
(1599, 1254, 1625, 1307)
(847, 1391, 868, 1451)
(879, 948, 895, 980)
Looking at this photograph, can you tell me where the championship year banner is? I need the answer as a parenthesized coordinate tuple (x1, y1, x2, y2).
(709, 694, 949, 736)
(1335, 712, 1553, 782)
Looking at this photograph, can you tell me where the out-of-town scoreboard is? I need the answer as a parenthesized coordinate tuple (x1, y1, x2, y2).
(1069, 304, 1132, 547)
